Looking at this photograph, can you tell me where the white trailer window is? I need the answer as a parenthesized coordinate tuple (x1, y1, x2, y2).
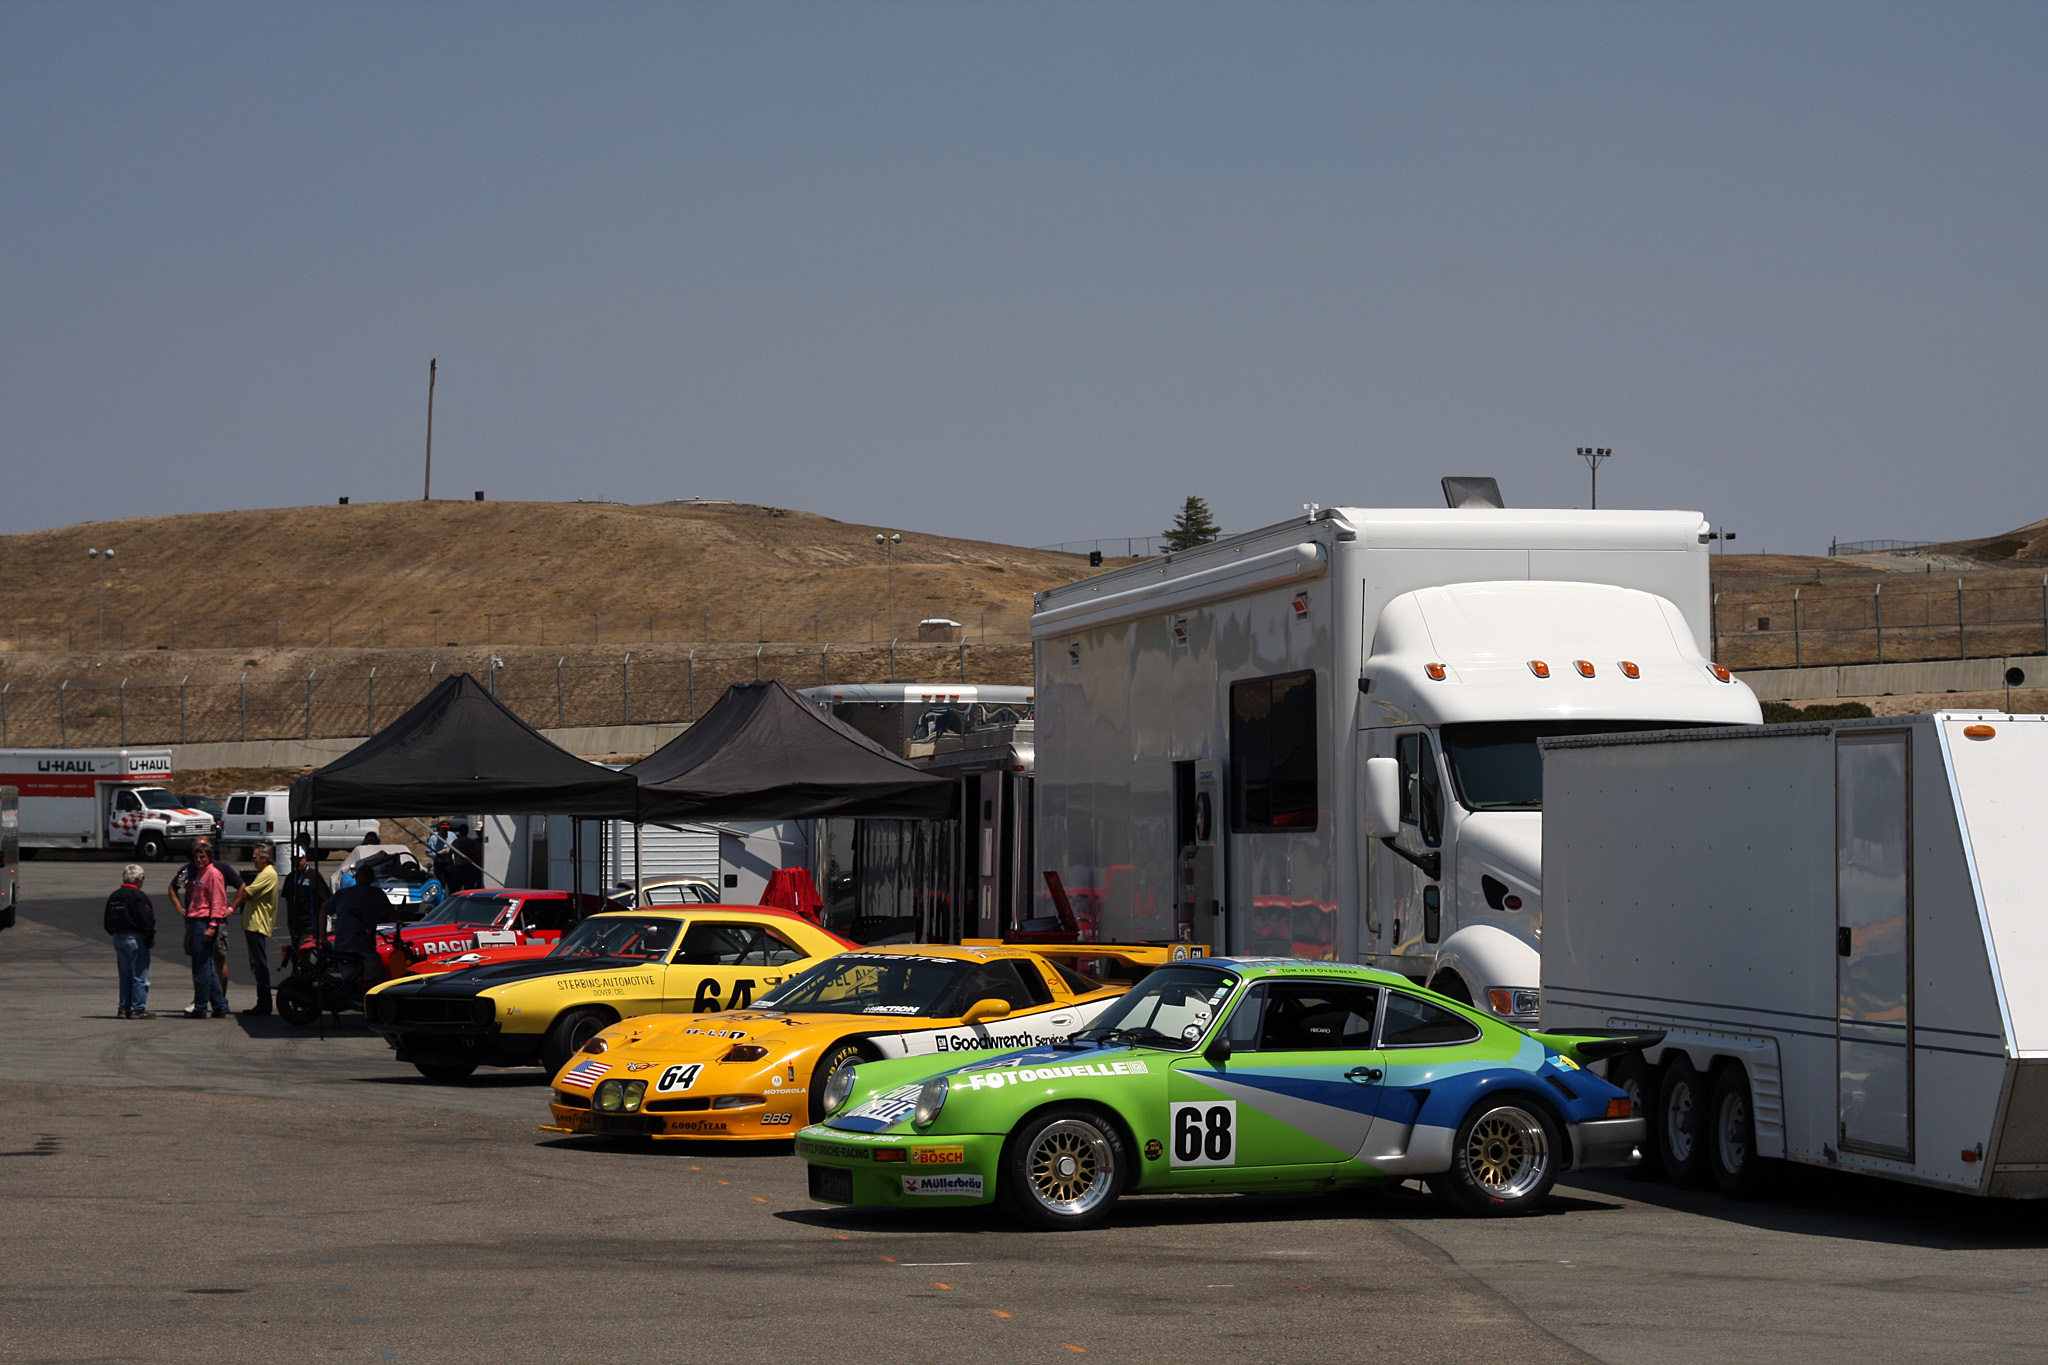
(1228, 671, 1318, 832)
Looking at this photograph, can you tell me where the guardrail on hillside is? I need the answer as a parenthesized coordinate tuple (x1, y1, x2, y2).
(0, 643, 1029, 750)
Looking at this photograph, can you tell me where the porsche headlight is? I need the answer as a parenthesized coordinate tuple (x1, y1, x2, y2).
(822, 1063, 859, 1115)
(913, 1076, 948, 1130)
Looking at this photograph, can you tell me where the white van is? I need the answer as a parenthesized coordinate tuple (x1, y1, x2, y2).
(222, 789, 380, 855)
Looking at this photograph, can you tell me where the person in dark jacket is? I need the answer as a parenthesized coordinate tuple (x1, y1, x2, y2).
(280, 845, 331, 954)
(104, 864, 156, 1019)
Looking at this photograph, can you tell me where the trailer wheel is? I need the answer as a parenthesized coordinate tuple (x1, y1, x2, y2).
(1427, 971, 1472, 1006)
(1430, 1097, 1562, 1216)
(1604, 1052, 1665, 1179)
(1655, 1055, 1711, 1187)
(1708, 1063, 1770, 1198)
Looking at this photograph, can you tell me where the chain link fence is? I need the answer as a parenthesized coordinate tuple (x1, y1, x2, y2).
(1713, 578, 2048, 670)
(0, 643, 1031, 749)
(3, 606, 1027, 654)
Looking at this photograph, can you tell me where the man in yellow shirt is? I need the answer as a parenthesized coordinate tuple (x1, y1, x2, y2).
(233, 842, 280, 1017)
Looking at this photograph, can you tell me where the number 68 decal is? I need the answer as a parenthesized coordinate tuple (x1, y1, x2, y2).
(1168, 1101, 1236, 1167)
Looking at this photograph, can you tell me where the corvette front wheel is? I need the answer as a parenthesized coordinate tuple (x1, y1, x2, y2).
(1430, 1098, 1561, 1217)
(1000, 1107, 1124, 1231)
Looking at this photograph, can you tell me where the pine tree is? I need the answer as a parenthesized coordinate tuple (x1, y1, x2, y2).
(1162, 495, 1221, 551)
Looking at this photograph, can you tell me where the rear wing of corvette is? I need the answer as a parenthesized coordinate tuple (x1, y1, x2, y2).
(962, 939, 1211, 986)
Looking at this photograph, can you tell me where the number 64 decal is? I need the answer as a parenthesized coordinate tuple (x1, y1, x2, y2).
(1169, 1101, 1236, 1167)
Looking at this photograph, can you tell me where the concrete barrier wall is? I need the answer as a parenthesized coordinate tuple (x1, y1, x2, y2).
(171, 721, 689, 770)
(1738, 654, 2048, 702)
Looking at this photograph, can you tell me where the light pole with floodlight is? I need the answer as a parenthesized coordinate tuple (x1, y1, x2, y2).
(876, 533, 902, 640)
(87, 547, 114, 650)
(1576, 447, 1612, 509)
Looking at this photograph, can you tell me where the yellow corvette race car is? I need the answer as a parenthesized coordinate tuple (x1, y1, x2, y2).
(363, 906, 855, 1081)
(540, 941, 1202, 1141)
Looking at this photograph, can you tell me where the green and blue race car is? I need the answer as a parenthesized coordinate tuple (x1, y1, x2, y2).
(796, 957, 1655, 1229)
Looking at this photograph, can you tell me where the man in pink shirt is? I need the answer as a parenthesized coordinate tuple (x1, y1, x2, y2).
(175, 840, 233, 1018)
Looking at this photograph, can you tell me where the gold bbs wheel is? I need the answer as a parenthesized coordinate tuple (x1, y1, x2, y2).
(1434, 1101, 1560, 1215)
(1002, 1110, 1124, 1229)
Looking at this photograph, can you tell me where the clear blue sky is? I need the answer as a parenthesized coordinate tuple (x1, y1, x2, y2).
(4, 1, 2042, 553)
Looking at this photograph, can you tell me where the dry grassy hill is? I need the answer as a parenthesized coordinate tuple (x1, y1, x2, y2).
(0, 499, 1124, 654)
(1709, 516, 2048, 671)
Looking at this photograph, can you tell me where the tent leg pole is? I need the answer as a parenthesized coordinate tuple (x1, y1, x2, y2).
(634, 822, 643, 899)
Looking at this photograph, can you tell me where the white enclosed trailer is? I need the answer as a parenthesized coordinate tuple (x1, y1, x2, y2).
(1032, 499, 1760, 1024)
(1541, 712, 2048, 1198)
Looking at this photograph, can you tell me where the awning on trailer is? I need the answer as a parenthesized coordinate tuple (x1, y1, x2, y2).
(289, 674, 639, 820)
(628, 680, 956, 822)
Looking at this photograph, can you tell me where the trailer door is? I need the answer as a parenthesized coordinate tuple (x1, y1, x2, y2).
(1835, 731, 1913, 1161)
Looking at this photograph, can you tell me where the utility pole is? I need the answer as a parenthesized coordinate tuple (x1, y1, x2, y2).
(876, 532, 902, 640)
(423, 358, 437, 500)
(1576, 447, 1612, 509)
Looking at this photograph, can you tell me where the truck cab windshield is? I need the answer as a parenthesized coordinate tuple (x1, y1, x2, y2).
(139, 790, 185, 810)
(1440, 720, 1719, 811)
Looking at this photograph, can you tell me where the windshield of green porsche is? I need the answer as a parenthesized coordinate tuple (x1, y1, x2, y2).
(548, 916, 681, 962)
(1075, 966, 1239, 1050)
(756, 955, 975, 1015)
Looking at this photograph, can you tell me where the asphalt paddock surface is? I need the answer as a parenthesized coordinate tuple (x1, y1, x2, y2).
(6, 862, 2047, 1363)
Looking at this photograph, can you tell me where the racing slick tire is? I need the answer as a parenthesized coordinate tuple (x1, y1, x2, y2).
(1430, 1097, 1562, 1216)
(414, 1060, 478, 1083)
(136, 832, 166, 862)
(276, 982, 322, 1028)
(1655, 1054, 1712, 1188)
(541, 1009, 613, 1076)
(1604, 1051, 1665, 1180)
(808, 1039, 879, 1123)
(999, 1106, 1127, 1232)
(1707, 1063, 1771, 1199)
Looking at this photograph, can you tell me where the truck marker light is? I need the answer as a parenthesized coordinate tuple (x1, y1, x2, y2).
(1425, 664, 1447, 681)
(1605, 1098, 1632, 1119)
(1528, 661, 1551, 678)
(1709, 665, 1733, 683)
(1964, 725, 1996, 740)
(1503, 894, 1522, 910)
(1574, 660, 1595, 677)
(1619, 661, 1640, 678)
(1962, 1148, 1980, 1163)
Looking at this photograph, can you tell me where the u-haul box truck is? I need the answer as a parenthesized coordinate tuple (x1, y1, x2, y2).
(0, 748, 213, 860)
(1031, 495, 1760, 1025)
(1541, 713, 2048, 1198)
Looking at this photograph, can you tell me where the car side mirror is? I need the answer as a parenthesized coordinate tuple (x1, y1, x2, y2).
(962, 998, 1012, 1025)
(1203, 1036, 1232, 1066)
(1363, 756, 1401, 838)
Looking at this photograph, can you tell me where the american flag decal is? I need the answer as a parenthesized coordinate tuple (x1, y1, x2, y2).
(562, 1060, 611, 1088)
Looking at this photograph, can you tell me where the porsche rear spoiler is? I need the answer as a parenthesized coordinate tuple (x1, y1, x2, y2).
(1530, 1028, 1666, 1063)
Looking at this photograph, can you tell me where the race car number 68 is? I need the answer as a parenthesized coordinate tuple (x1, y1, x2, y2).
(1169, 1101, 1236, 1167)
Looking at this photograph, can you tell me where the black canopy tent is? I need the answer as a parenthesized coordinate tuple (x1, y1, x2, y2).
(289, 673, 638, 822)
(627, 679, 956, 822)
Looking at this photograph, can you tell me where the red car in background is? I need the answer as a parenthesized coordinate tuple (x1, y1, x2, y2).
(384, 890, 609, 978)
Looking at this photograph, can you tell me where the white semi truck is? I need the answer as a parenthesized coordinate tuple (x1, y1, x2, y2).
(0, 748, 215, 860)
(1540, 712, 2048, 1199)
(1030, 490, 1761, 1026)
